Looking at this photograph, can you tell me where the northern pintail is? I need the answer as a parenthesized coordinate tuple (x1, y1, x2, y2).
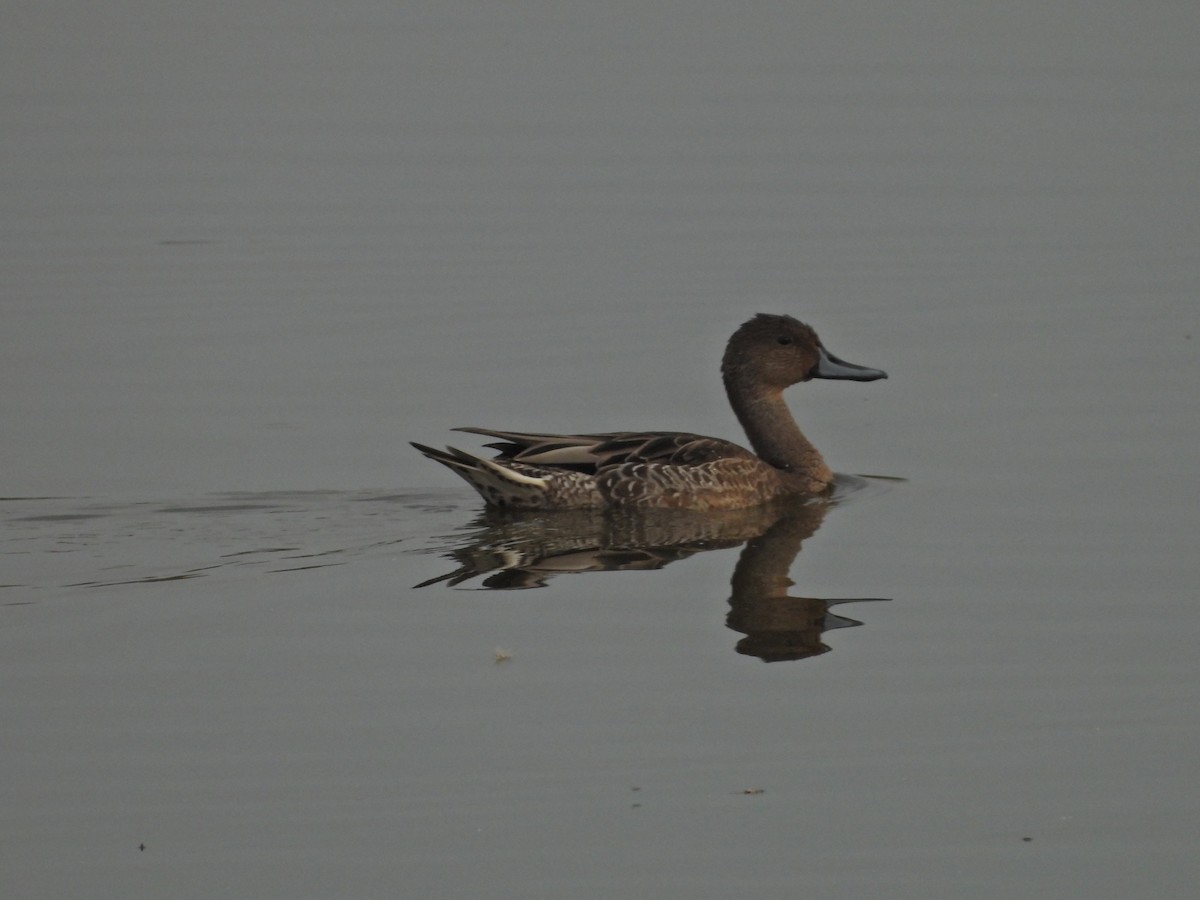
(411, 313, 886, 510)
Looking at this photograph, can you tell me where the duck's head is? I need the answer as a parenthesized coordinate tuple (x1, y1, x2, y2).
(721, 313, 888, 389)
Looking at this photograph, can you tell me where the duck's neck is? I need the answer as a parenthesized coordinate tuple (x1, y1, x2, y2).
(726, 377, 833, 486)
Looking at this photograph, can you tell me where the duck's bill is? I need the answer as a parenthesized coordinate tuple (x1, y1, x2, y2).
(812, 347, 888, 382)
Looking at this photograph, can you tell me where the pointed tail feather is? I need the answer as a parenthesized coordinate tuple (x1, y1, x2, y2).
(410, 441, 549, 505)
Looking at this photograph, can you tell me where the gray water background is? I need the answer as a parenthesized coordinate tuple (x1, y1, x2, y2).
(4, 3, 1199, 897)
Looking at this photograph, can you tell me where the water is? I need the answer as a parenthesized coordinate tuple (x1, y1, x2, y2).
(4, 3, 1199, 897)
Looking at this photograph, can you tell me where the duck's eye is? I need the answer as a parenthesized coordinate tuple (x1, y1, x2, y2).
(776, 335, 793, 346)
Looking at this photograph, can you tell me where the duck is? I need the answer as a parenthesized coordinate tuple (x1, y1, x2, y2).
(411, 313, 886, 510)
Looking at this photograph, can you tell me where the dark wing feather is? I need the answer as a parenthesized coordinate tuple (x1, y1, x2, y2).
(454, 427, 755, 474)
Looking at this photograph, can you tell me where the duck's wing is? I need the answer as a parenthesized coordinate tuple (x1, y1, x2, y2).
(454, 427, 756, 473)
(453, 428, 619, 468)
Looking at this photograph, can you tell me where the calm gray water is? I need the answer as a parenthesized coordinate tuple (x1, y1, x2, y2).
(4, 3, 1199, 898)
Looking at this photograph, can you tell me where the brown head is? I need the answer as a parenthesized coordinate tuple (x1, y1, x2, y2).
(721, 313, 887, 390)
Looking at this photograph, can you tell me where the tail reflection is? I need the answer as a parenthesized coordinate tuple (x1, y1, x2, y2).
(417, 492, 889, 663)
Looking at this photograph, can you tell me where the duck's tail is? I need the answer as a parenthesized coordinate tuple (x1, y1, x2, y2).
(410, 442, 551, 507)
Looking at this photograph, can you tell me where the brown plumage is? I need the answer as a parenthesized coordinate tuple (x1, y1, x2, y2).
(411, 314, 886, 510)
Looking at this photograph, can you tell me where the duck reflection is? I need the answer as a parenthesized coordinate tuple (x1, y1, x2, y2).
(724, 502, 888, 662)
(417, 481, 889, 663)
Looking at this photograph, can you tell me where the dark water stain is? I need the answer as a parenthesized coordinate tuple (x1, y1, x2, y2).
(156, 505, 284, 514)
(268, 563, 347, 573)
(15, 513, 108, 522)
(220, 547, 302, 557)
(0, 496, 83, 502)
